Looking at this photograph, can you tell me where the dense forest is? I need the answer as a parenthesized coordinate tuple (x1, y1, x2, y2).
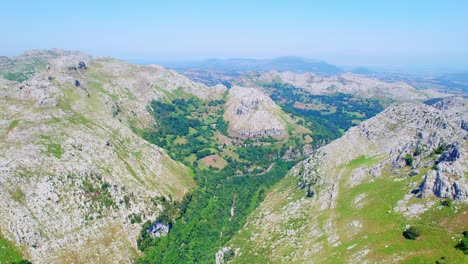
(263, 81, 384, 142)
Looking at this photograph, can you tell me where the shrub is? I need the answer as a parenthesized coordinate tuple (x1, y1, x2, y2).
(441, 199, 452, 207)
(434, 145, 448, 155)
(403, 226, 421, 240)
(403, 154, 414, 166)
(435, 256, 447, 264)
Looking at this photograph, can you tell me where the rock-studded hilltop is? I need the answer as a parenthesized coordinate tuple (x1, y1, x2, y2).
(223, 86, 303, 139)
(224, 86, 288, 138)
(225, 97, 468, 263)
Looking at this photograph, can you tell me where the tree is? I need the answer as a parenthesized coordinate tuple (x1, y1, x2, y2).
(403, 226, 421, 240)
(455, 231, 468, 254)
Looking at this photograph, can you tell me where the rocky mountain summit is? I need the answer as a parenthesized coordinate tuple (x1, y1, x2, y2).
(223, 86, 293, 138)
(239, 71, 448, 102)
(0, 50, 227, 263)
(225, 97, 467, 263)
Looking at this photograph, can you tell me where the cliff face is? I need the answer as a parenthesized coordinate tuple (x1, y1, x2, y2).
(225, 98, 468, 263)
(0, 50, 226, 263)
(223, 86, 294, 138)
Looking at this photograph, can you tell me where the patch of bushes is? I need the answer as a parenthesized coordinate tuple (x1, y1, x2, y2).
(82, 178, 116, 209)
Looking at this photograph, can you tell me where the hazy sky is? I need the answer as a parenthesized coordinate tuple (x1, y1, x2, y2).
(2, 0, 468, 69)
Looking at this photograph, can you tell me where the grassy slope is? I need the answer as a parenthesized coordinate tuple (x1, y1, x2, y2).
(61, 63, 195, 197)
(0, 234, 26, 263)
(332, 164, 466, 263)
(228, 155, 467, 263)
(0, 57, 48, 82)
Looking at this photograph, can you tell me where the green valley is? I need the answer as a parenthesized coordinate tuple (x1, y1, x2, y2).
(134, 83, 392, 263)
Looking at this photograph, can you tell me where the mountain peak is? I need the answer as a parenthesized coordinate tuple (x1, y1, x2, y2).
(272, 56, 324, 64)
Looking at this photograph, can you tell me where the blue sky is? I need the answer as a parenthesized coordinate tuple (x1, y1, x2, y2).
(1, 0, 468, 69)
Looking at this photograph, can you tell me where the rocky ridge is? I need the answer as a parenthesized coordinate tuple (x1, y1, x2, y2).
(0, 50, 227, 263)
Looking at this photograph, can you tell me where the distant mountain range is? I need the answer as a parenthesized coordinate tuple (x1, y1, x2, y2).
(438, 72, 468, 83)
(160, 57, 467, 96)
(372, 72, 468, 96)
(158, 56, 343, 87)
(164, 56, 343, 76)
(328, 67, 468, 96)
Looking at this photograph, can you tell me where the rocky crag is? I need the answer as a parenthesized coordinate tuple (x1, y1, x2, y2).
(0, 50, 225, 263)
(223, 86, 300, 138)
(225, 97, 467, 263)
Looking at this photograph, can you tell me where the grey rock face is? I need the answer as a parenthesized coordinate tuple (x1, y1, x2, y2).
(418, 170, 468, 201)
(18, 75, 61, 107)
(438, 145, 460, 163)
(461, 120, 468, 131)
(147, 222, 171, 238)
